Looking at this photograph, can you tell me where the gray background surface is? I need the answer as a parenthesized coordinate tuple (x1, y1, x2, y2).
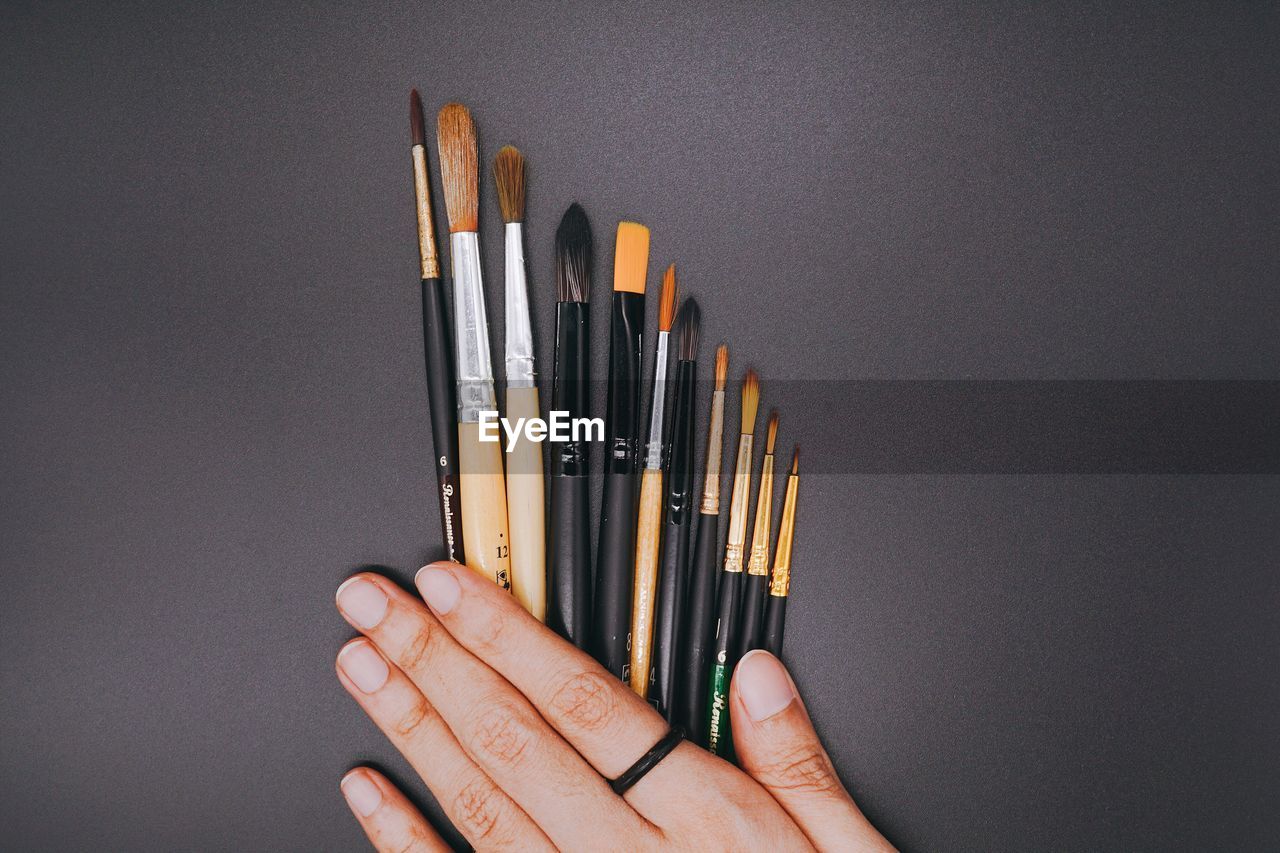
(2, 2, 1278, 850)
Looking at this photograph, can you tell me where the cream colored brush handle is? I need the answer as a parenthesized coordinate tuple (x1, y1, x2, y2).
(504, 386, 546, 621)
(457, 422, 512, 589)
(629, 469, 664, 698)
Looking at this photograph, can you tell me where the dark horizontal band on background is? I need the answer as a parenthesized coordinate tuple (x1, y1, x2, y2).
(525, 380, 1279, 474)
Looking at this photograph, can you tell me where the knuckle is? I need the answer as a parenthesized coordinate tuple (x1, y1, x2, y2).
(549, 670, 617, 732)
(755, 743, 840, 796)
(392, 696, 435, 738)
(397, 622, 435, 673)
(469, 604, 509, 655)
(451, 776, 510, 844)
(471, 701, 534, 768)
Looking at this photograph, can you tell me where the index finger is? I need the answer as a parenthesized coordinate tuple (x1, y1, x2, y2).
(414, 562, 724, 805)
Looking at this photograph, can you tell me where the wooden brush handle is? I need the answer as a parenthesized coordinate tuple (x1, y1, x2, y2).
(457, 422, 512, 589)
(504, 386, 546, 621)
(629, 469, 664, 698)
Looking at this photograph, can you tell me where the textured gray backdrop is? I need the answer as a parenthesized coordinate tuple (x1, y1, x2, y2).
(2, 2, 1278, 851)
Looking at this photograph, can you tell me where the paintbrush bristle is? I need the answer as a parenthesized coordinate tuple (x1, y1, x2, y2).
(554, 203, 592, 303)
(740, 369, 760, 434)
(791, 447, 799, 474)
(613, 222, 650, 293)
(494, 145, 525, 224)
(765, 410, 779, 454)
(436, 103, 478, 232)
(410, 89, 426, 147)
(714, 344, 728, 390)
(675, 299, 700, 360)
(658, 264, 678, 331)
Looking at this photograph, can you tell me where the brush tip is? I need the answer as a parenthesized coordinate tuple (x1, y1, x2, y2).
(436, 102, 478, 232)
(714, 344, 729, 390)
(409, 89, 425, 147)
(494, 145, 525, 223)
(658, 264, 678, 331)
(766, 410, 779, 454)
(740, 369, 760, 433)
(791, 447, 799, 474)
(675, 298, 700, 360)
(613, 222, 650, 294)
(554, 202, 592, 303)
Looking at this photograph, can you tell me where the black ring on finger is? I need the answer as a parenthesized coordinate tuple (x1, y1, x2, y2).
(609, 725, 686, 795)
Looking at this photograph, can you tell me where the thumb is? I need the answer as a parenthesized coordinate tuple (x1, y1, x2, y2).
(730, 650, 894, 852)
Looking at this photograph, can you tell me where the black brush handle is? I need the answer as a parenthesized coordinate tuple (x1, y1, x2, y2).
(421, 276, 463, 563)
(592, 469, 638, 678)
(678, 511, 719, 745)
(651, 514, 691, 719)
(548, 472, 591, 648)
(762, 593, 787, 658)
(735, 573, 767, 662)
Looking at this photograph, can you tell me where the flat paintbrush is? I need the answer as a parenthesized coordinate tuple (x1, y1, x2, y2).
(707, 368, 759, 758)
(591, 222, 650, 679)
(547, 203, 593, 647)
(437, 103, 511, 589)
(629, 265, 678, 698)
(763, 448, 799, 658)
(735, 410, 778, 661)
(677, 343, 727, 745)
(651, 299, 700, 719)
(408, 89, 464, 563)
(495, 146, 545, 618)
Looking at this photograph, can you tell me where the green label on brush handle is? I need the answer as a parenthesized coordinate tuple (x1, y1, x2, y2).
(707, 657, 731, 756)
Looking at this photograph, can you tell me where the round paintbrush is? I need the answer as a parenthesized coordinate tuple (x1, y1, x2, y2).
(763, 448, 799, 658)
(735, 410, 779, 662)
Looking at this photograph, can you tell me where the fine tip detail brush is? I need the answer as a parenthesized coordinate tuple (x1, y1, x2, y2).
(495, 145, 545, 619)
(629, 264, 679, 699)
(678, 343, 728, 744)
(409, 89, 464, 564)
(437, 102, 511, 589)
(707, 368, 760, 757)
(651, 298, 700, 719)
(735, 410, 779, 662)
(763, 448, 799, 658)
(591, 221, 650, 679)
(548, 203, 593, 647)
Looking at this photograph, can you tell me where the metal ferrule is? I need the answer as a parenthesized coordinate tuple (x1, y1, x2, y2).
(450, 231, 497, 422)
(503, 222, 535, 387)
(722, 434, 754, 573)
(746, 454, 775, 576)
(769, 471, 799, 596)
(642, 332, 670, 469)
(699, 389, 726, 514)
(411, 145, 440, 280)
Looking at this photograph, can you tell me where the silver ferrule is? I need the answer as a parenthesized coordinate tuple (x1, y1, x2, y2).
(503, 222, 536, 387)
(642, 332, 671, 469)
(450, 231, 497, 422)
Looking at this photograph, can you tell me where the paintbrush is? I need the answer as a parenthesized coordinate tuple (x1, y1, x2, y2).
(677, 343, 727, 744)
(437, 103, 511, 589)
(408, 90, 464, 564)
(495, 145, 545, 618)
(591, 222, 650, 679)
(629, 264, 678, 698)
(651, 299, 700, 719)
(547, 203, 593, 647)
(735, 410, 779, 661)
(763, 448, 799, 658)
(707, 368, 760, 757)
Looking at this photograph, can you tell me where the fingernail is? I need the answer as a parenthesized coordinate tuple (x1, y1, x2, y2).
(737, 650, 797, 721)
(415, 565, 461, 614)
(338, 641, 389, 693)
(336, 578, 388, 629)
(341, 771, 382, 817)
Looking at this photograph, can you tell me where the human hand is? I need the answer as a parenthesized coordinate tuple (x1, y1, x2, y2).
(335, 562, 893, 851)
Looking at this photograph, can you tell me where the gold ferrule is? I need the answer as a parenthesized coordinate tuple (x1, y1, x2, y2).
(699, 389, 726, 514)
(411, 145, 441, 279)
(769, 471, 799, 596)
(722, 433, 754, 573)
(746, 453, 775, 576)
